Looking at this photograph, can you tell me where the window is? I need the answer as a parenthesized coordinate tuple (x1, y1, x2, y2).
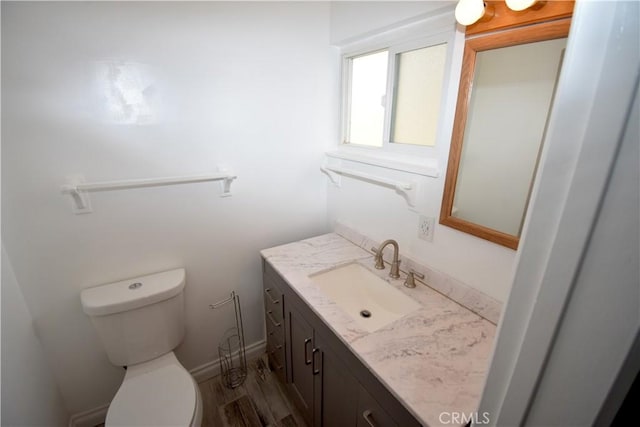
(347, 50, 389, 147)
(391, 43, 447, 146)
(342, 36, 451, 154)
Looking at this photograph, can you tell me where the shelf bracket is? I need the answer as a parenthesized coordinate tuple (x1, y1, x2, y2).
(320, 166, 342, 187)
(320, 164, 418, 208)
(394, 182, 418, 208)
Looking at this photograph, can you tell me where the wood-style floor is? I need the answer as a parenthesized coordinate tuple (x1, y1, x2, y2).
(199, 355, 308, 427)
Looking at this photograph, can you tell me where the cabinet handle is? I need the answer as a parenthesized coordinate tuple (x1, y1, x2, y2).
(304, 338, 312, 365)
(312, 348, 321, 375)
(266, 310, 281, 327)
(264, 288, 280, 305)
(362, 410, 377, 427)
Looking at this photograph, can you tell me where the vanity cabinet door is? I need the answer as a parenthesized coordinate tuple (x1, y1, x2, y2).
(314, 333, 358, 427)
(288, 309, 358, 427)
(288, 306, 315, 426)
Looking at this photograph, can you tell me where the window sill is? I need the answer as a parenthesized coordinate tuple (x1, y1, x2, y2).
(325, 149, 440, 178)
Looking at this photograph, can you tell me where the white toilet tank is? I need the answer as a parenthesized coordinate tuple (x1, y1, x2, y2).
(81, 268, 186, 366)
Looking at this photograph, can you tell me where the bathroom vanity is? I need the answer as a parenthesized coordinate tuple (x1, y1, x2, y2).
(261, 233, 496, 427)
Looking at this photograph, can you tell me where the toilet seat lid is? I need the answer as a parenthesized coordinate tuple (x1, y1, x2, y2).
(106, 361, 196, 426)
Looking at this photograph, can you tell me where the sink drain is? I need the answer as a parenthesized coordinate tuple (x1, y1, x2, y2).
(360, 309, 371, 318)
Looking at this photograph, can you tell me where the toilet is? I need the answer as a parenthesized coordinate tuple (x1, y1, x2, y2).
(81, 268, 203, 426)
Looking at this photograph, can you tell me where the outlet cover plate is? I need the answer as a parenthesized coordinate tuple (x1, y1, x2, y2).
(418, 215, 435, 242)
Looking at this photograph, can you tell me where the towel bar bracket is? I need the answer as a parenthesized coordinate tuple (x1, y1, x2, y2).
(61, 176, 93, 214)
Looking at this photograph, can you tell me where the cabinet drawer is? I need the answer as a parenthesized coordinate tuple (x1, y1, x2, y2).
(357, 386, 398, 427)
(263, 259, 286, 287)
(264, 298, 283, 326)
(263, 284, 283, 320)
(266, 309, 284, 347)
(265, 302, 284, 336)
(267, 340, 286, 382)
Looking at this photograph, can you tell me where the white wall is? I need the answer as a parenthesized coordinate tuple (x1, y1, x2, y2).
(1, 1, 335, 415)
(2, 245, 69, 426)
(328, 1, 516, 302)
(330, 1, 454, 44)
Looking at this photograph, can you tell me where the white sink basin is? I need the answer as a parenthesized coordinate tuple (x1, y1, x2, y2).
(309, 263, 421, 332)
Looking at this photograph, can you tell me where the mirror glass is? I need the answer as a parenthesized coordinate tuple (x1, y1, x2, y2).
(441, 20, 570, 249)
(453, 38, 566, 236)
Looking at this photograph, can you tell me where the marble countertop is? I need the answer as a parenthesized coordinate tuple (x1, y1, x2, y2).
(261, 233, 496, 427)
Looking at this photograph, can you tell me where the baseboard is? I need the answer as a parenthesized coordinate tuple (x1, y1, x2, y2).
(68, 339, 267, 427)
(190, 339, 267, 383)
(68, 403, 109, 427)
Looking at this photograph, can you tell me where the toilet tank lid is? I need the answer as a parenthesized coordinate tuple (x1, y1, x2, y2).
(81, 268, 186, 316)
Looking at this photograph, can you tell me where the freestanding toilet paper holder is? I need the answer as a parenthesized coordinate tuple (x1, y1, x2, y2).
(210, 291, 247, 389)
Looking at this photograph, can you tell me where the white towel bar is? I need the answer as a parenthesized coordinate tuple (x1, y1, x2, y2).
(61, 170, 237, 214)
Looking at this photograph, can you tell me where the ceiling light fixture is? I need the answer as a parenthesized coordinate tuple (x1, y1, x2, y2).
(455, 0, 495, 26)
(506, 0, 546, 11)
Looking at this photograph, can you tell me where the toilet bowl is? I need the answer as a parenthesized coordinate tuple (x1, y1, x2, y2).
(106, 352, 202, 426)
(81, 268, 202, 427)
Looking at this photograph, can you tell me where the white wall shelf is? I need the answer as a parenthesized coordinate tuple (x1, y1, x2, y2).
(320, 164, 417, 207)
(325, 149, 439, 178)
(61, 169, 237, 214)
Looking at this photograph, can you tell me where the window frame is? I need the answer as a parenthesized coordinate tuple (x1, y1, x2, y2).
(340, 28, 455, 158)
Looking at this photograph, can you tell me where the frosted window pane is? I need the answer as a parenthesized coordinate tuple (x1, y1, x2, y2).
(348, 50, 388, 147)
(391, 43, 447, 146)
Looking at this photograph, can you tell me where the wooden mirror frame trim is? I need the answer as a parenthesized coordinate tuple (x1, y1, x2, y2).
(440, 18, 572, 250)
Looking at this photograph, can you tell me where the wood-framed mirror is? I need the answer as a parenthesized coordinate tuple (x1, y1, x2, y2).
(440, 17, 571, 250)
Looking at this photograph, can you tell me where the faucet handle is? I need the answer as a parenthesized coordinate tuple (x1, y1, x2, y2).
(404, 269, 425, 288)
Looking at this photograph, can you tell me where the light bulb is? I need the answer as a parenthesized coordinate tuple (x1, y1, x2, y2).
(505, 0, 538, 12)
(455, 0, 487, 26)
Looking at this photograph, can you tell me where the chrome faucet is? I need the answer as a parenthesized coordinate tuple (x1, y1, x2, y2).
(371, 239, 401, 279)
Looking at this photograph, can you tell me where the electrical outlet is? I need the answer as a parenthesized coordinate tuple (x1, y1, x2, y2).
(418, 215, 435, 242)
